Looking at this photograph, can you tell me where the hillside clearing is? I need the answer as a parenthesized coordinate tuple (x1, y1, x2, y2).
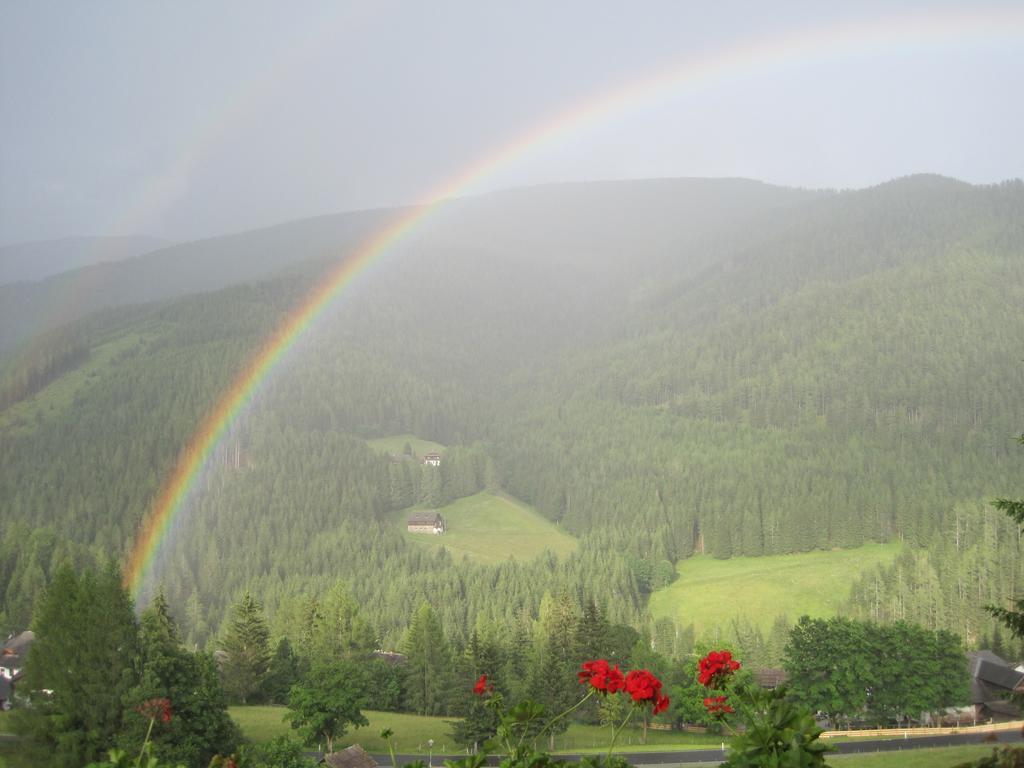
(0, 332, 148, 436)
(825, 744, 996, 766)
(396, 492, 578, 564)
(649, 542, 904, 638)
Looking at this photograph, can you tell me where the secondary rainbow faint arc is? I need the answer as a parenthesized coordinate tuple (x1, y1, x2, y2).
(123, 7, 1024, 601)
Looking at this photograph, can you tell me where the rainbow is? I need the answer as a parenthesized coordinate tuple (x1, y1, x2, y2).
(124, 7, 1024, 601)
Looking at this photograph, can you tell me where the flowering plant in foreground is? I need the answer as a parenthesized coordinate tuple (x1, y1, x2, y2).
(445, 661, 669, 768)
(85, 698, 189, 768)
(696, 650, 831, 768)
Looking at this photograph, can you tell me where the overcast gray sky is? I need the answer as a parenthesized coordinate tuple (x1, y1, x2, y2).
(2, 1, 1022, 245)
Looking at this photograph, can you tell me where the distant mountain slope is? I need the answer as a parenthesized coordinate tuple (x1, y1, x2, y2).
(493, 175, 1024, 555)
(0, 235, 172, 285)
(0, 209, 398, 354)
(0, 178, 819, 356)
(2, 174, 1021, 648)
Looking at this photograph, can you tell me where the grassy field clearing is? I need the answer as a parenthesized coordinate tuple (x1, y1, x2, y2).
(395, 492, 578, 564)
(648, 542, 903, 637)
(229, 707, 718, 752)
(229, 707, 1007, 766)
(230, 707, 458, 751)
(825, 743, 997, 766)
(0, 332, 148, 436)
(367, 434, 446, 458)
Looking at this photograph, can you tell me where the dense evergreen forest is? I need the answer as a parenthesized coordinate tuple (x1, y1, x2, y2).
(1, 175, 1022, 659)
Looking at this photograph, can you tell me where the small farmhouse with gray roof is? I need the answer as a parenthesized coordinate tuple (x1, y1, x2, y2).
(969, 649, 1024, 721)
(407, 510, 445, 535)
(0, 630, 34, 709)
(320, 744, 378, 768)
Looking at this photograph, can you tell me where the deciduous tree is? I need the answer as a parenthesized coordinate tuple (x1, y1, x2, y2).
(287, 660, 369, 753)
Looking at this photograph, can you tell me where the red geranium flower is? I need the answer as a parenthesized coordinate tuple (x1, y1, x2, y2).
(623, 668, 668, 712)
(578, 659, 626, 693)
(473, 673, 492, 696)
(703, 695, 734, 715)
(698, 650, 741, 689)
(652, 693, 670, 715)
(136, 697, 172, 723)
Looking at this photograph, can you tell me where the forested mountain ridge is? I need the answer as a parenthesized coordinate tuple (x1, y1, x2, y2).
(1, 175, 1021, 652)
(0, 177, 817, 357)
(0, 235, 173, 285)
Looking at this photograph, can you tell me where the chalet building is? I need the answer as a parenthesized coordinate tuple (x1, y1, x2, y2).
(320, 744, 378, 768)
(407, 510, 445, 535)
(753, 668, 789, 690)
(423, 451, 441, 467)
(0, 630, 33, 710)
(969, 650, 1024, 722)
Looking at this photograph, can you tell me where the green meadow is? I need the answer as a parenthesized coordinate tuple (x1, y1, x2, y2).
(367, 434, 446, 459)
(229, 707, 456, 751)
(825, 744, 997, 767)
(396, 491, 578, 564)
(228, 706, 719, 752)
(0, 332, 149, 436)
(228, 707, 1004, 766)
(648, 542, 904, 637)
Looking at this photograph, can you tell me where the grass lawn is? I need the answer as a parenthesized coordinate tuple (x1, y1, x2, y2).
(395, 492, 578, 564)
(825, 743, 997, 766)
(0, 711, 10, 734)
(0, 742, 35, 768)
(231, 707, 463, 752)
(367, 434, 446, 459)
(0, 332, 149, 437)
(229, 707, 719, 753)
(648, 542, 903, 637)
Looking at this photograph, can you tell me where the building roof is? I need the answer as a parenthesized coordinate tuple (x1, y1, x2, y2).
(321, 744, 378, 768)
(969, 650, 1024, 707)
(1, 631, 34, 673)
(1, 631, 34, 657)
(753, 668, 789, 688)
(407, 510, 442, 526)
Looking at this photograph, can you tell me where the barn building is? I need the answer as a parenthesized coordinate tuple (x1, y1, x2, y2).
(407, 510, 445, 535)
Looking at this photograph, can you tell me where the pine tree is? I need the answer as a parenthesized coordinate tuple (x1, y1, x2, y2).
(450, 630, 502, 751)
(262, 637, 302, 704)
(122, 592, 239, 765)
(401, 602, 453, 715)
(14, 563, 140, 768)
(218, 591, 272, 704)
(986, 433, 1024, 641)
(311, 581, 378, 660)
(529, 592, 579, 748)
(575, 598, 610, 661)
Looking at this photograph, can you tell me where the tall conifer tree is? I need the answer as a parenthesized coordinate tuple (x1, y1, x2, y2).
(15, 563, 139, 768)
(218, 591, 272, 704)
(401, 602, 452, 715)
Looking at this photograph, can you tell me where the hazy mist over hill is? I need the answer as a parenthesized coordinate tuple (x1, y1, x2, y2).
(2, 8, 1024, 758)
(0, 235, 173, 285)
(2, 3, 1022, 244)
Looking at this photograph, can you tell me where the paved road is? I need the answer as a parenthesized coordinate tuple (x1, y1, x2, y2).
(369, 729, 1023, 766)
